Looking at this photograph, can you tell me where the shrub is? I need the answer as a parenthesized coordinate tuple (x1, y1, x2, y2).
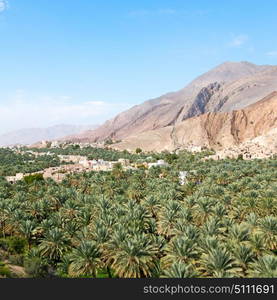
(24, 257, 48, 278)
(8, 237, 27, 254)
(164, 153, 178, 164)
(135, 148, 142, 154)
(0, 237, 27, 254)
(23, 173, 44, 184)
(9, 254, 24, 266)
(237, 154, 244, 160)
(0, 262, 12, 278)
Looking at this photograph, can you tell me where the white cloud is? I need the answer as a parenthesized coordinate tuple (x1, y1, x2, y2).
(266, 51, 277, 57)
(0, 0, 8, 12)
(0, 92, 130, 134)
(229, 34, 249, 48)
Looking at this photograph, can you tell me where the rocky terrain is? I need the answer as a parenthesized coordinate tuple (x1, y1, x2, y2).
(112, 92, 277, 156)
(66, 61, 277, 144)
(204, 127, 277, 160)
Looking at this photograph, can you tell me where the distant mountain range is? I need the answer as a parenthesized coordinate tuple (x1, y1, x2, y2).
(0, 124, 98, 147)
(64, 61, 277, 152)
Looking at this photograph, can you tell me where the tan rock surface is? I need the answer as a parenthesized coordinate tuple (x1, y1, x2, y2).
(112, 92, 277, 154)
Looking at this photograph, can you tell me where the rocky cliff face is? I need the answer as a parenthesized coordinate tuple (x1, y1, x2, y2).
(184, 82, 222, 120)
(66, 61, 277, 143)
(112, 92, 277, 153)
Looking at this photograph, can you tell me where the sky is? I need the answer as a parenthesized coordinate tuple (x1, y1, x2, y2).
(0, 0, 277, 134)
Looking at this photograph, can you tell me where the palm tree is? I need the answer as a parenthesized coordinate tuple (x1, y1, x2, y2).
(202, 216, 222, 237)
(142, 195, 161, 218)
(0, 204, 8, 238)
(179, 207, 193, 223)
(183, 195, 197, 209)
(68, 241, 102, 277)
(258, 216, 277, 250)
(198, 236, 220, 254)
(228, 223, 250, 244)
(39, 228, 70, 261)
(24, 247, 49, 278)
(245, 213, 258, 229)
(261, 197, 275, 213)
(199, 246, 240, 278)
(248, 255, 277, 278)
(109, 234, 158, 278)
(64, 221, 80, 238)
(19, 220, 36, 249)
(163, 262, 198, 278)
(231, 244, 254, 275)
(249, 233, 265, 257)
(162, 237, 199, 269)
(194, 197, 214, 224)
(172, 222, 199, 241)
(157, 200, 181, 237)
(77, 208, 92, 226)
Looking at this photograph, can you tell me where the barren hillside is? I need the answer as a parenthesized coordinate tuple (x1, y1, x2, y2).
(112, 92, 277, 153)
(65, 61, 277, 143)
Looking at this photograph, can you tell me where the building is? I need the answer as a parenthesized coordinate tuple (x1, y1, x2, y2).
(118, 158, 130, 166)
(50, 141, 60, 148)
(148, 160, 168, 168)
(179, 171, 188, 185)
(5, 173, 24, 184)
(79, 157, 90, 167)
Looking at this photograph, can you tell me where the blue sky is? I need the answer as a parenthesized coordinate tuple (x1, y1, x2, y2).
(0, 0, 277, 133)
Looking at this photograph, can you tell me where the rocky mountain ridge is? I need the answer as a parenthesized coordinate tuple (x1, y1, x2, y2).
(66, 61, 277, 144)
(112, 91, 277, 155)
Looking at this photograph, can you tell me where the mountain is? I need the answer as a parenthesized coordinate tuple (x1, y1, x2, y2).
(66, 61, 277, 143)
(112, 92, 277, 153)
(0, 124, 98, 147)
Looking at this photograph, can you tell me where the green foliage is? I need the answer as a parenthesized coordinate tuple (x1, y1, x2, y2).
(24, 257, 48, 278)
(28, 145, 149, 162)
(23, 248, 49, 278)
(163, 262, 198, 278)
(23, 173, 44, 184)
(68, 240, 102, 277)
(0, 148, 61, 176)
(0, 148, 276, 278)
(0, 237, 27, 254)
(237, 154, 244, 160)
(164, 152, 178, 164)
(8, 254, 24, 266)
(135, 148, 142, 154)
(0, 262, 12, 278)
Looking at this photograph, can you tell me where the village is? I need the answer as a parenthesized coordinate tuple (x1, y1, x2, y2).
(4, 136, 274, 186)
(5, 150, 169, 184)
(5, 137, 271, 186)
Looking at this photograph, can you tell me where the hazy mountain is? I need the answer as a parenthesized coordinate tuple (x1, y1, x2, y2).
(0, 124, 98, 147)
(65, 61, 277, 143)
(112, 92, 277, 153)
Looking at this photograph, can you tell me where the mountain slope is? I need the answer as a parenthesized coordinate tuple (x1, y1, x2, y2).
(66, 61, 276, 143)
(0, 124, 98, 147)
(112, 91, 277, 152)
